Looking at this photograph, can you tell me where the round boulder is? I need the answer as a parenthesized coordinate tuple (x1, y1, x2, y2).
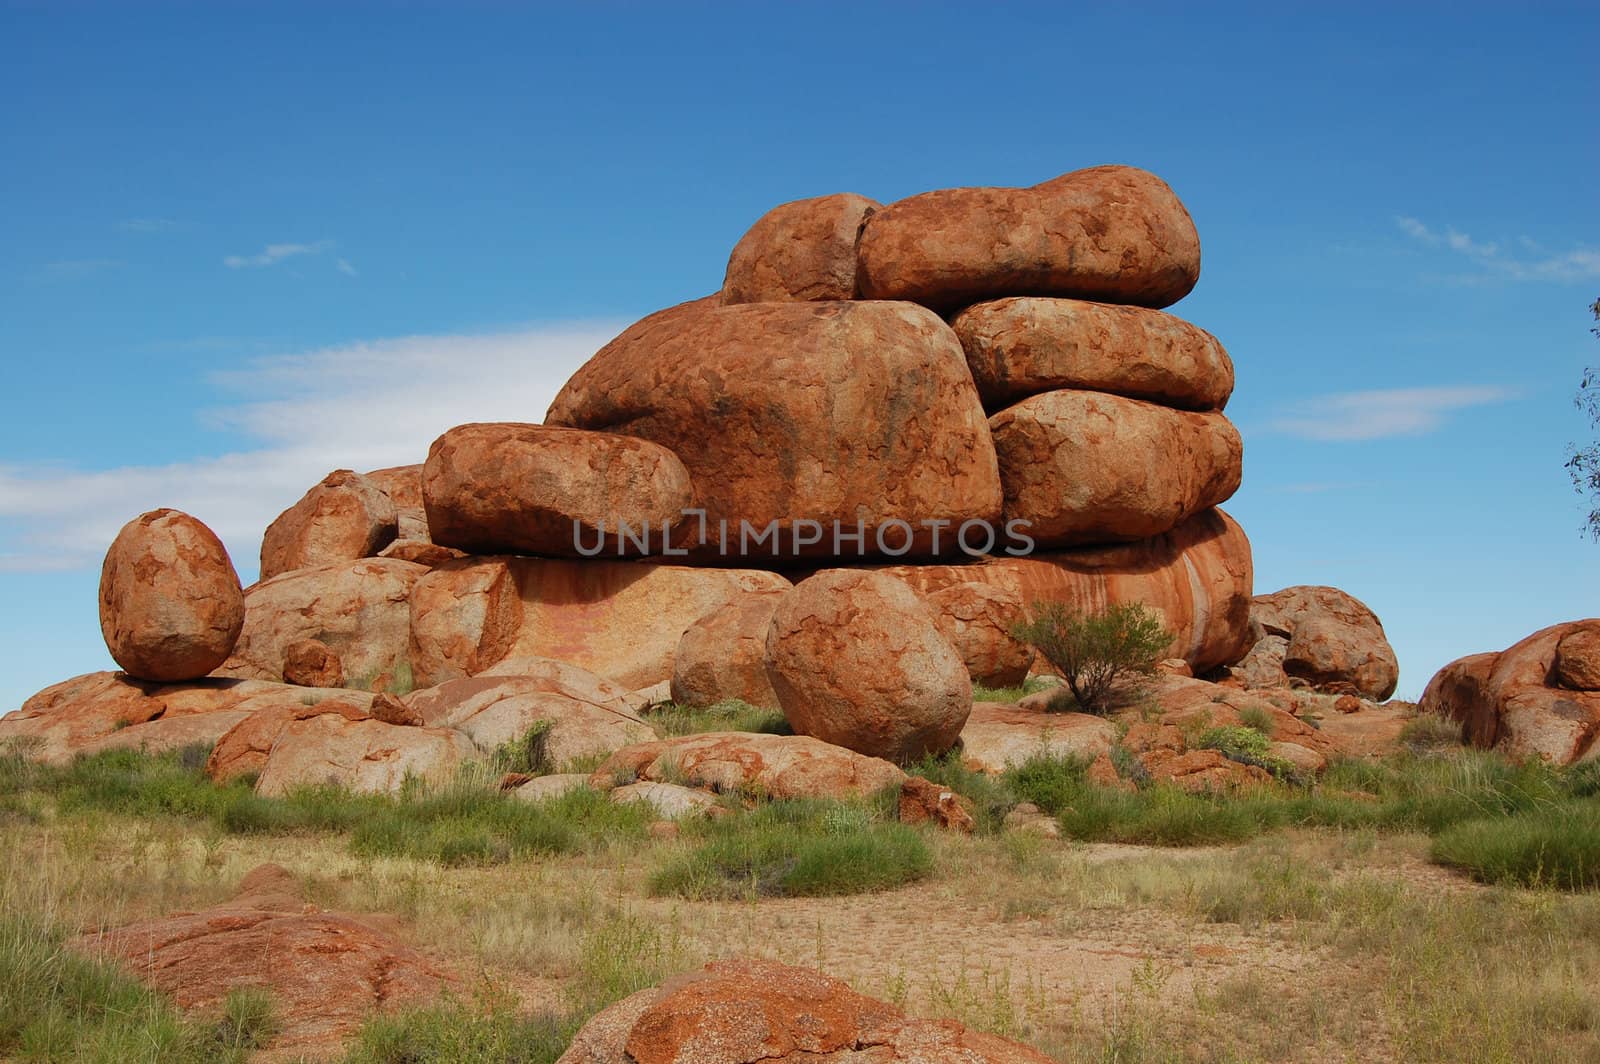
(260, 469, 398, 580)
(923, 582, 1033, 688)
(98, 509, 245, 682)
(671, 592, 786, 709)
(763, 570, 970, 763)
(721, 192, 879, 304)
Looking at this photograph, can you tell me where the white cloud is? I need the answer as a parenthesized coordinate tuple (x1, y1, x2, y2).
(336, 258, 358, 277)
(0, 322, 624, 576)
(1268, 385, 1515, 442)
(223, 240, 335, 269)
(1395, 217, 1599, 282)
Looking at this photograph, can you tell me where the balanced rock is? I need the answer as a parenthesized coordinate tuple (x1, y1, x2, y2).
(97, 509, 244, 682)
(546, 299, 1001, 560)
(923, 582, 1033, 688)
(989, 390, 1242, 546)
(882, 508, 1254, 673)
(721, 192, 879, 304)
(422, 422, 696, 557)
(670, 592, 786, 708)
(1252, 586, 1399, 700)
(856, 164, 1200, 311)
(260, 469, 398, 579)
(218, 558, 427, 691)
(952, 297, 1234, 412)
(557, 958, 1052, 1064)
(764, 570, 971, 763)
(589, 732, 906, 801)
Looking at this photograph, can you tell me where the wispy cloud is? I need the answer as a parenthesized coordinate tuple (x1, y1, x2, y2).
(117, 217, 178, 234)
(0, 322, 625, 575)
(223, 240, 335, 269)
(1269, 385, 1515, 442)
(1396, 216, 1600, 283)
(336, 258, 358, 277)
(38, 258, 123, 280)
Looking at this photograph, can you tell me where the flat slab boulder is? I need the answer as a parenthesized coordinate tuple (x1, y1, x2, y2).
(404, 668, 653, 769)
(721, 192, 879, 304)
(557, 958, 1052, 1064)
(764, 570, 971, 763)
(960, 702, 1115, 774)
(953, 297, 1234, 412)
(880, 508, 1254, 673)
(409, 556, 791, 690)
(422, 422, 696, 557)
(73, 863, 452, 1057)
(588, 732, 905, 801)
(254, 714, 477, 796)
(1252, 586, 1399, 700)
(856, 164, 1200, 312)
(671, 591, 786, 709)
(219, 558, 427, 690)
(989, 390, 1242, 546)
(98, 509, 244, 682)
(546, 299, 1001, 560)
(260, 469, 398, 579)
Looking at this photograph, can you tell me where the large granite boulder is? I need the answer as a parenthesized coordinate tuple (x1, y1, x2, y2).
(253, 714, 477, 796)
(721, 192, 879, 304)
(922, 582, 1034, 688)
(546, 299, 1001, 560)
(98, 509, 244, 682)
(670, 592, 786, 709)
(260, 469, 398, 579)
(422, 422, 695, 557)
(952, 297, 1234, 412)
(856, 165, 1199, 311)
(989, 390, 1242, 546)
(1251, 586, 1399, 700)
(764, 570, 970, 763)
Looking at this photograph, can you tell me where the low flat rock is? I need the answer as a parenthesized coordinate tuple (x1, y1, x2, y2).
(959, 702, 1116, 774)
(588, 732, 906, 801)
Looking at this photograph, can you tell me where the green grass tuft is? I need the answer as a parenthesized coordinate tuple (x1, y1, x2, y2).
(1431, 805, 1600, 889)
(643, 699, 790, 739)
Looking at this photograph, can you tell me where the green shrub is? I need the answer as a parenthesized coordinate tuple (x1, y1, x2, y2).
(643, 699, 790, 738)
(342, 991, 569, 1064)
(1236, 704, 1276, 735)
(1010, 602, 1171, 714)
(648, 796, 930, 899)
(1399, 711, 1464, 751)
(1431, 806, 1600, 890)
(906, 751, 1017, 833)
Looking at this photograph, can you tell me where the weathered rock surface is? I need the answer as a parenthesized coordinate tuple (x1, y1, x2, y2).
(589, 732, 906, 801)
(203, 694, 391, 783)
(990, 390, 1242, 546)
(98, 509, 244, 682)
(219, 558, 427, 691)
(959, 702, 1116, 773)
(611, 780, 719, 818)
(953, 297, 1234, 412)
(282, 637, 344, 688)
(856, 165, 1200, 312)
(260, 469, 398, 580)
(1251, 586, 1399, 700)
(765, 570, 971, 763)
(546, 299, 1001, 559)
(1142, 748, 1272, 792)
(378, 539, 464, 567)
(73, 864, 452, 1056)
(670, 592, 785, 709)
(1420, 652, 1501, 748)
(557, 958, 1052, 1064)
(1556, 623, 1600, 690)
(881, 508, 1254, 673)
(721, 192, 879, 304)
(409, 556, 791, 690)
(404, 669, 653, 769)
(253, 714, 477, 796)
(923, 582, 1034, 688)
(898, 776, 977, 833)
(422, 422, 696, 558)
(364, 463, 424, 510)
(513, 772, 591, 803)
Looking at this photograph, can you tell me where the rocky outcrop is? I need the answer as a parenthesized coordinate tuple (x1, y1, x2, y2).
(959, 702, 1116, 774)
(73, 864, 452, 1057)
(1420, 653, 1501, 748)
(406, 557, 523, 688)
(953, 297, 1234, 412)
(670, 592, 785, 709)
(856, 165, 1199, 311)
(764, 570, 971, 763)
(422, 422, 696, 558)
(721, 192, 879, 304)
(881, 508, 1254, 673)
(98, 510, 244, 682)
(546, 299, 1002, 560)
(589, 732, 906, 801)
(219, 558, 426, 691)
(1557, 623, 1600, 690)
(557, 958, 1052, 1064)
(990, 390, 1242, 546)
(253, 714, 477, 796)
(204, 694, 373, 782)
(259, 469, 398, 579)
(1248, 586, 1399, 699)
(923, 582, 1033, 688)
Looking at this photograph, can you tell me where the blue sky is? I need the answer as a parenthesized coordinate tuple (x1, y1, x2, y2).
(1, 1, 1596, 707)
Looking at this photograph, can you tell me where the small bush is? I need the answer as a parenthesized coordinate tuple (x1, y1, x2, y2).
(1236, 704, 1276, 735)
(644, 699, 790, 738)
(1431, 806, 1600, 890)
(1010, 602, 1171, 714)
(343, 989, 569, 1064)
(211, 987, 279, 1052)
(1399, 711, 1464, 751)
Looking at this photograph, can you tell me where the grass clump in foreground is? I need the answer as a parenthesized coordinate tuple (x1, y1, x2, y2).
(649, 795, 932, 899)
(643, 698, 790, 738)
(1432, 804, 1600, 889)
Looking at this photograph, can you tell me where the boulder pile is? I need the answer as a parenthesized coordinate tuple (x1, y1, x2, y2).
(6, 162, 1415, 787)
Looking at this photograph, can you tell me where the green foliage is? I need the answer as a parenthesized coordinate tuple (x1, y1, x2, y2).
(1566, 295, 1600, 540)
(907, 751, 1019, 833)
(643, 699, 790, 739)
(1236, 704, 1276, 735)
(1431, 805, 1600, 889)
(212, 987, 280, 1053)
(649, 795, 931, 899)
(970, 677, 1058, 704)
(342, 990, 569, 1064)
(491, 721, 554, 776)
(1399, 711, 1465, 751)
(1197, 725, 1270, 761)
(1010, 602, 1171, 714)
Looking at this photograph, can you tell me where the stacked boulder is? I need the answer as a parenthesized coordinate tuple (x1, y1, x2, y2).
(6, 163, 1294, 788)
